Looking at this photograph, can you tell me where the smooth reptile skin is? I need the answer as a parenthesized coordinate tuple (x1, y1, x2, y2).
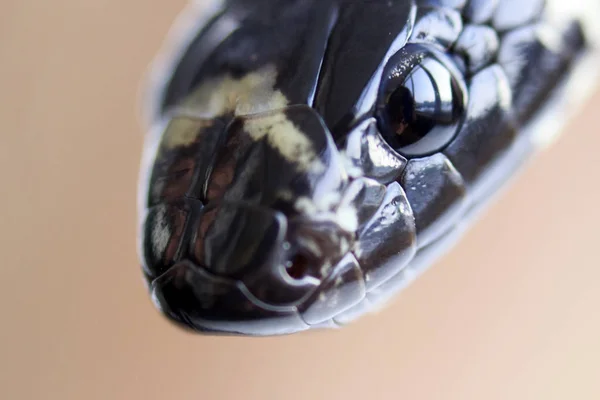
(138, 0, 600, 336)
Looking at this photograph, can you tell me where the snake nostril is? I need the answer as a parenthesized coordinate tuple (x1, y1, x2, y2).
(285, 253, 312, 280)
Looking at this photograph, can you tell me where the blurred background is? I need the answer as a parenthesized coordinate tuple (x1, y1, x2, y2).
(1, 1, 600, 399)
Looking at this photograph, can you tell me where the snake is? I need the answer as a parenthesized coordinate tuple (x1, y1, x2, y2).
(137, 0, 600, 336)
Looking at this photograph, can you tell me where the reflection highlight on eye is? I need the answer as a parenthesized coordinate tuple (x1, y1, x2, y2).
(376, 44, 467, 158)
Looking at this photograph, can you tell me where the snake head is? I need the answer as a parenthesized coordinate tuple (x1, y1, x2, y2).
(139, 0, 598, 335)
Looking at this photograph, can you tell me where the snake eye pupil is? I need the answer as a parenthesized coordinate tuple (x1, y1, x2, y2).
(377, 44, 467, 158)
(386, 86, 427, 139)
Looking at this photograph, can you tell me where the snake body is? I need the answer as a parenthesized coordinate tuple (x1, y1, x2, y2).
(138, 0, 600, 335)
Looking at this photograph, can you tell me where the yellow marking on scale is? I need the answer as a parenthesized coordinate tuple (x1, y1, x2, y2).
(243, 110, 325, 174)
(162, 118, 214, 149)
(178, 65, 289, 118)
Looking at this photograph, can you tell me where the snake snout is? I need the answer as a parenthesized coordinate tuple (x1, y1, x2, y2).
(199, 104, 358, 300)
(148, 104, 365, 333)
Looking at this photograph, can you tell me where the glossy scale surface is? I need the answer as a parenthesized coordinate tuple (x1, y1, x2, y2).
(139, 0, 600, 335)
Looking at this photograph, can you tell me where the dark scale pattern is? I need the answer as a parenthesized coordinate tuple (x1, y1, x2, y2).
(140, 0, 595, 335)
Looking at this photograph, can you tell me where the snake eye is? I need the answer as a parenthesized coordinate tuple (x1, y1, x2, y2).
(376, 44, 467, 158)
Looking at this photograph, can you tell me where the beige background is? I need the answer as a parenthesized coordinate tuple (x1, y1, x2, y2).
(1, 1, 600, 399)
